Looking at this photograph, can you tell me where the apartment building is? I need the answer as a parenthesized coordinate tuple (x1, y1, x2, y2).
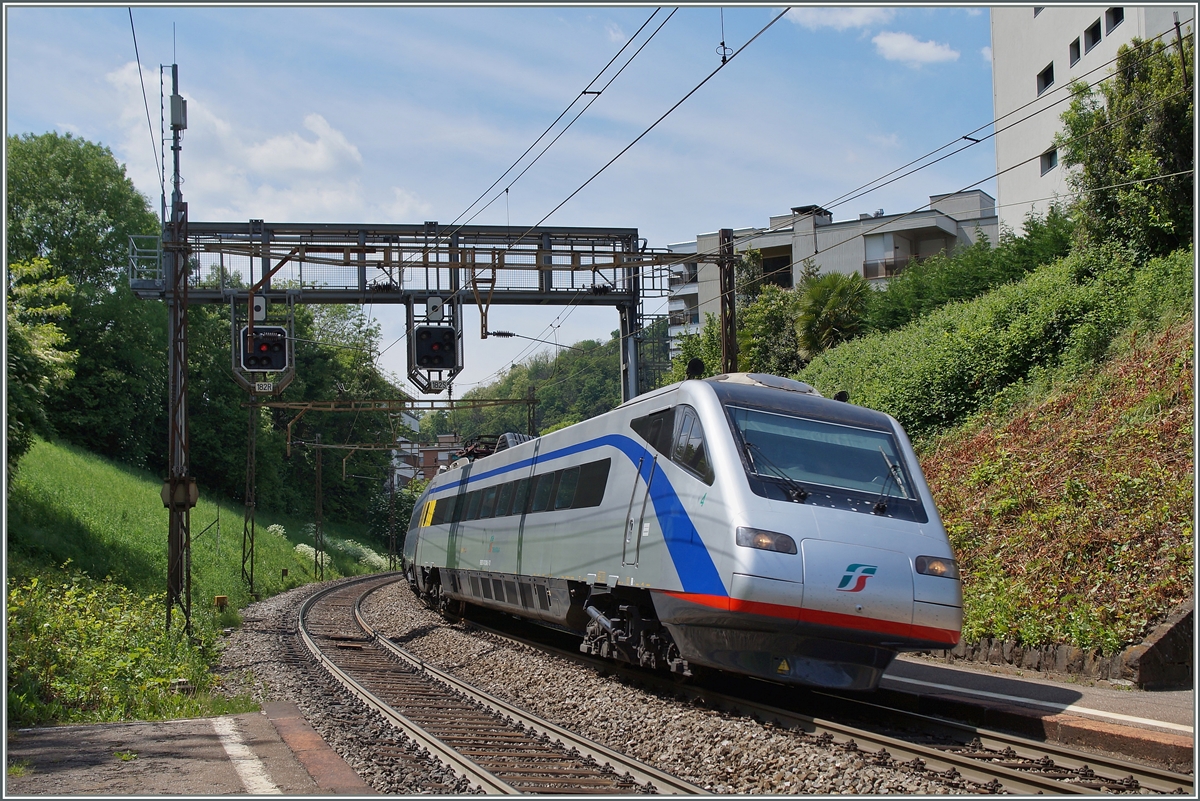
(666, 191, 997, 352)
(991, 5, 1192, 232)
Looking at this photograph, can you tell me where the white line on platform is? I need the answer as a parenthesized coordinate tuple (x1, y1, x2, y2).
(883, 675, 1194, 734)
(212, 716, 283, 794)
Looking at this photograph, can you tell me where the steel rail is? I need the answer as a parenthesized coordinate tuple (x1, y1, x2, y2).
(355, 580, 705, 795)
(460, 618, 1123, 795)
(297, 575, 518, 795)
(815, 692, 1194, 795)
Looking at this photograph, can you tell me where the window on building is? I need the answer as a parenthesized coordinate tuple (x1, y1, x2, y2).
(1106, 7, 1124, 33)
(1037, 63, 1055, 95)
(1069, 38, 1081, 66)
(1034, 7, 1044, 16)
(1040, 148, 1058, 175)
(1085, 19, 1102, 52)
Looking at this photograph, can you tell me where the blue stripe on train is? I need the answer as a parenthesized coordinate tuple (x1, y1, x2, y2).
(428, 434, 727, 597)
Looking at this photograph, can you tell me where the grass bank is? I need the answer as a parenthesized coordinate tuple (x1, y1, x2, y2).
(920, 318, 1193, 653)
(6, 438, 390, 726)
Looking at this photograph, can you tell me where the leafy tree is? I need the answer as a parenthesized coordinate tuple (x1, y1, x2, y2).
(662, 312, 722, 384)
(366, 478, 427, 553)
(795, 271, 871, 358)
(6, 259, 77, 478)
(738, 284, 804, 376)
(8, 132, 167, 471)
(453, 338, 620, 439)
(1056, 35, 1194, 258)
(6, 132, 159, 288)
(865, 206, 1075, 334)
(735, 248, 764, 304)
(43, 287, 168, 471)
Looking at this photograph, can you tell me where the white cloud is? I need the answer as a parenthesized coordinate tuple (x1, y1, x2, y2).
(965, 8, 984, 16)
(981, 45, 993, 62)
(786, 7, 895, 31)
(605, 22, 625, 43)
(867, 132, 900, 149)
(375, 187, 432, 222)
(872, 31, 960, 66)
(244, 113, 362, 175)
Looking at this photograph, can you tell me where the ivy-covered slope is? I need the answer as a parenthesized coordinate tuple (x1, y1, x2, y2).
(920, 320, 1193, 654)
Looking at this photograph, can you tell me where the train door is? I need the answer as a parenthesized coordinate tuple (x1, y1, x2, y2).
(626, 407, 675, 568)
(516, 437, 541, 574)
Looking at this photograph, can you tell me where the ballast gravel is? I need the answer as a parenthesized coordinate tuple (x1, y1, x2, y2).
(358, 580, 974, 795)
(215, 579, 475, 794)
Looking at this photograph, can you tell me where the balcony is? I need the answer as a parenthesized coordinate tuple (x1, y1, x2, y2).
(669, 310, 700, 327)
(669, 264, 699, 288)
(862, 256, 919, 280)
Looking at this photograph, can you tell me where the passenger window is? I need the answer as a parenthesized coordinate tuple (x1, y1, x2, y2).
(479, 485, 498, 518)
(554, 467, 580, 509)
(496, 482, 515, 517)
(465, 490, 483, 520)
(432, 495, 453, 525)
(573, 458, 611, 508)
(671, 406, 714, 485)
(512, 478, 531, 515)
(530, 472, 557, 512)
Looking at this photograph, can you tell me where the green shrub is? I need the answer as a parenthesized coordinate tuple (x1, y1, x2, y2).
(866, 206, 1075, 334)
(799, 245, 1192, 438)
(6, 567, 257, 726)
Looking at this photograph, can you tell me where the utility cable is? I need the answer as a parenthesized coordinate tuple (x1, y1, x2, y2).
(458, 8, 679, 230)
(447, 7, 790, 388)
(814, 22, 1194, 219)
(127, 8, 164, 203)
(445, 7, 666, 231)
(463, 8, 1172, 376)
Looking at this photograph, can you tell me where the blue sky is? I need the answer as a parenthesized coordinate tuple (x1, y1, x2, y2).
(6, 5, 997, 391)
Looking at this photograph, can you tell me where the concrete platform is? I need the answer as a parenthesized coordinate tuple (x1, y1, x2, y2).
(879, 654, 1195, 772)
(4, 702, 373, 796)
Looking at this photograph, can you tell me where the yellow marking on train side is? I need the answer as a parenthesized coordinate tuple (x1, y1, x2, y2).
(420, 500, 436, 527)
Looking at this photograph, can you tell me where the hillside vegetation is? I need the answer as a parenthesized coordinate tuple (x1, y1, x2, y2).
(922, 319, 1193, 653)
(798, 246, 1193, 438)
(6, 438, 387, 725)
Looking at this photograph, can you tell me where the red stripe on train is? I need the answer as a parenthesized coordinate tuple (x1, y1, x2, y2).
(660, 591, 960, 645)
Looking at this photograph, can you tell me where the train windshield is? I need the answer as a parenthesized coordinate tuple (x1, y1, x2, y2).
(727, 405, 925, 519)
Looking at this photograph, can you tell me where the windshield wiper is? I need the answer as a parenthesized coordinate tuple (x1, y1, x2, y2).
(745, 441, 809, 503)
(872, 447, 910, 514)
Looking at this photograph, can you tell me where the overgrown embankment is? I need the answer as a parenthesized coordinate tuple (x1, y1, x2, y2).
(6, 438, 390, 726)
(798, 246, 1194, 654)
(922, 320, 1193, 654)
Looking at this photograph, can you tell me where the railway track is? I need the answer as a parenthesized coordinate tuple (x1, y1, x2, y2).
(454, 606, 1194, 796)
(297, 573, 702, 794)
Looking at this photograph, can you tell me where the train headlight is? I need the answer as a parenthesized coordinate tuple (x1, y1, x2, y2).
(915, 556, 959, 580)
(736, 526, 797, 555)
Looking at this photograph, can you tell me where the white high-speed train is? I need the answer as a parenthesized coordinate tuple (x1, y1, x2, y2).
(403, 373, 961, 690)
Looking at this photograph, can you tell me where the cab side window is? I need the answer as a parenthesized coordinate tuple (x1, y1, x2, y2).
(671, 406, 714, 485)
(630, 407, 676, 456)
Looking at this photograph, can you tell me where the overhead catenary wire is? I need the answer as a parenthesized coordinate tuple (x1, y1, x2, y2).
(464, 14, 1193, 384)
(448, 7, 790, 386)
(389, 15, 1193, 401)
(126, 8, 164, 203)
(445, 7, 668, 233)
(455, 9, 679, 231)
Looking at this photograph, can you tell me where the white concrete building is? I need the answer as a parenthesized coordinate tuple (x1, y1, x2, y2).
(673, 191, 998, 346)
(991, 5, 1192, 232)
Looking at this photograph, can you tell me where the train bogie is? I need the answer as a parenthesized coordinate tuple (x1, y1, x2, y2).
(403, 373, 961, 691)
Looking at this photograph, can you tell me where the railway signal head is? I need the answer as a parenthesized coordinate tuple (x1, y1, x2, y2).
(413, 326, 457, 369)
(240, 325, 289, 372)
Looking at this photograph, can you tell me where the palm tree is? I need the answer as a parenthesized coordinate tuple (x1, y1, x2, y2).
(795, 271, 871, 358)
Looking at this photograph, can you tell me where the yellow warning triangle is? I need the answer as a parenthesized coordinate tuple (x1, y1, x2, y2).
(776, 659, 790, 674)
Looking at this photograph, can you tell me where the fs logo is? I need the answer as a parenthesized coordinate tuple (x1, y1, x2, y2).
(836, 563, 877, 592)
